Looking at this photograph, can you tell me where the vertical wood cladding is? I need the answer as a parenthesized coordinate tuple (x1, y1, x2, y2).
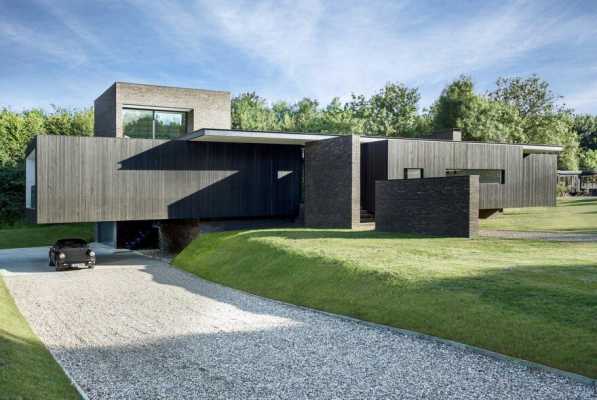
(361, 138, 557, 212)
(522, 153, 557, 207)
(375, 176, 479, 238)
(34, 136, 301, 223)
(304, 135, 360, 228)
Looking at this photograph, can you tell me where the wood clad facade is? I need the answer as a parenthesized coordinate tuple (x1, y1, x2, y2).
(361, 138, 557, 212)
(31, 135, 301, 224)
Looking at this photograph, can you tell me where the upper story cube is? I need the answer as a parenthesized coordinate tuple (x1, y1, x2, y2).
(94, 82, 231, 139)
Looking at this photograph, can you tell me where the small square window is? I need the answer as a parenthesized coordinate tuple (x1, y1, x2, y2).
(404, 168, 423, 179)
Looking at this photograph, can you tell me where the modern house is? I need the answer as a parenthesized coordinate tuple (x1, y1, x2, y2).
(25, 82, 562, 248)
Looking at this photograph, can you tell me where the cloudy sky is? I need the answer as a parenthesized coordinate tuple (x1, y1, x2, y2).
(1, 0, 596, 113)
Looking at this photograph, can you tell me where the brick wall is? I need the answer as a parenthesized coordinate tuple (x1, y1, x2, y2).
(375, 176, 479, 238)
(304, 135, 360, 228)
(94, 82, 231, 137)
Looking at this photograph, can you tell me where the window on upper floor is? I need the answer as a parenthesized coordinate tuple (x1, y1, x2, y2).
(446, 169, 505, 184)
(123, 108, 187, 139)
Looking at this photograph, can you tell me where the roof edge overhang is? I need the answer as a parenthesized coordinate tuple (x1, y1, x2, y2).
(176, 128, 564, 152)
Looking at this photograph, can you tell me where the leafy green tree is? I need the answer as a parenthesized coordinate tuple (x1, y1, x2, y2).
(432, 75, 580, 169)
(231, 92, 276, 131)
(349, 82, 421, 136)
(573, 114, 597, 151)
(430, 76, 524, 143)
(579, 149, 597, 170)
(489, 75, 563, 117)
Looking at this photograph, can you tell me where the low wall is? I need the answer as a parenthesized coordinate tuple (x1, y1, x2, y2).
(304, 135, 360, 228)
(375, 176, 479, 238)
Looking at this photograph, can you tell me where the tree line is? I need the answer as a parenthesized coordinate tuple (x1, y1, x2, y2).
(231, 75, 596, 171)
(1, 75, 596, 225)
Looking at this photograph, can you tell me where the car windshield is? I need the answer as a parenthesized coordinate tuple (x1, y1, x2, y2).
(56, 238, 87, 247)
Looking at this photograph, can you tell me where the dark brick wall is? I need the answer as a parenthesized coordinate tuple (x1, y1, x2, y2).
(304, 135, 360, 228)
(375, 176, 479, 238)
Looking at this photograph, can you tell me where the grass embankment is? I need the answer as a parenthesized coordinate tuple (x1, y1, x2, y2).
(174, 200, 597, 378)
(0, 223, 94, 249)
(481, 197, 597, 233)
(0, 277, 80, 399)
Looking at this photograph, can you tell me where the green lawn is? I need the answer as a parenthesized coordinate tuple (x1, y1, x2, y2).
(173, 226, 597, 378)
(0, 277, 80, 399)
(0, 223, 94, 249)
(481, 197, 597, 233)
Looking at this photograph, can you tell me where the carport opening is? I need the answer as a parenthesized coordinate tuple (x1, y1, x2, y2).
(116, 221, 159, 250)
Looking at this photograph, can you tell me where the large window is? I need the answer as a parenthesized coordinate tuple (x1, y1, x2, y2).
(123, 108, 187, 139)
(446, 169, 505, 184)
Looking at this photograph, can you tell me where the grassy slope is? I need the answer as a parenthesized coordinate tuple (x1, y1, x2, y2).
(480, 197, 597, 233)
(0, 223, 94, 249)
(0, 277, 80, 399)
(174, 201, 597, 378)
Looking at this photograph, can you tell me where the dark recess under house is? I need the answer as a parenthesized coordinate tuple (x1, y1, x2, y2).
(24, 82, 562, 250)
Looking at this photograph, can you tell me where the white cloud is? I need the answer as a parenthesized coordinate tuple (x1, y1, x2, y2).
(566, 81, 597, 114)
(0, 19, 88, 66)
(124, 0, 596, 107)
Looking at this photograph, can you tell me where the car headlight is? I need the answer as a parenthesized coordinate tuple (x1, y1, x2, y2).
(88, 251, 95, 257)
(58, 252, 66, 260)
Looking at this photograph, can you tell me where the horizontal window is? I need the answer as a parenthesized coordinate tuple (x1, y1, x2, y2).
(446, 169, 505, 184)
(123, 108, 187, 139)
(404, 168, 423, 179)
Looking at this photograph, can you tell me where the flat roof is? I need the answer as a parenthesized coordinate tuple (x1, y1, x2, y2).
(178, 128, 563, 153)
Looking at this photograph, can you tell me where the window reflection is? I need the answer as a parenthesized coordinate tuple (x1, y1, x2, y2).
(123, 109, 154, 138)
(155, 111, 186, 139)
(123, 108, 187, 139)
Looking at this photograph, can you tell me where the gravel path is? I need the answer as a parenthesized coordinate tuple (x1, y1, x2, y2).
(3, 249, 595, 400)
(480, 229, 597, 242)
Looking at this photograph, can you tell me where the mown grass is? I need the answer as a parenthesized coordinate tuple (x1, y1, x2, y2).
(173, 228, 597, 378)
(0, 277, 80, 399)
(0, 223, 94, 249)
(480, 197, 597, 233)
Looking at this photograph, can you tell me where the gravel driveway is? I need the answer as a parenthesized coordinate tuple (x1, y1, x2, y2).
(2, 247, 594, 400)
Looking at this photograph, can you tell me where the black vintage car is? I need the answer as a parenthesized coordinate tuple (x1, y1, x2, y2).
(49, 238, 96, 271)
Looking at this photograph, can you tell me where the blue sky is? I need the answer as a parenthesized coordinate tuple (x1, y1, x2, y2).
(1, 0, 596, 113)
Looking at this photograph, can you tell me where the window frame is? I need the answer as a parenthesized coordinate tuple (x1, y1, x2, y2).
(445, 169, 505, 184)
(404, 168, 424, 179)
(122, 107, 188, 139)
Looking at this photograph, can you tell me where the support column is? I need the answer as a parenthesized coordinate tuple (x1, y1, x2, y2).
(304, 135, 360, 228)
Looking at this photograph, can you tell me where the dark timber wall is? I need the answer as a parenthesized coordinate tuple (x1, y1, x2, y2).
(32, 135, 301, 223)
(304, 135, 360, 228)
(361, 138, 557, 212)
(523, 153, 557, 207)
(375, 176, 480, 238)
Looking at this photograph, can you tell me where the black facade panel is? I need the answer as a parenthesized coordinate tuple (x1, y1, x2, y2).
(361, 138, 556, 211)
(34, 136, 301, 223)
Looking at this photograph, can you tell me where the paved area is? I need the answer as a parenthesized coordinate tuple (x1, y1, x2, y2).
(480, 229, 597, 242)
(1, 247, 594, 400)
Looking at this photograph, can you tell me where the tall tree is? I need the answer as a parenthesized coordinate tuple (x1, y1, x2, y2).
(349, 83, 421, 136)
(430, 76, 524, 143)
(489, 75, 563, 117)
(231, 92, 276, 131)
